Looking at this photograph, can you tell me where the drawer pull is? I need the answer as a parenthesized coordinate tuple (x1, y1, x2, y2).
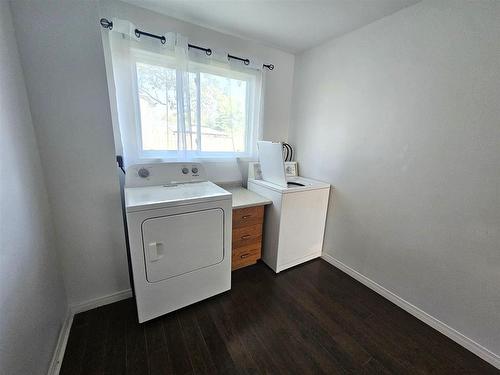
(240, 253, 251, 259)
(240, 234, 251, 240)
(242, 215, 252, 219)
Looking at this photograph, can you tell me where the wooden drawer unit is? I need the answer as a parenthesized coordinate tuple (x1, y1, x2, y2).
(231, 206, 264, 270)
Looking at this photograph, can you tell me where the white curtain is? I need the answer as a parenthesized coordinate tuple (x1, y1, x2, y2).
(103, 18, 264, 167)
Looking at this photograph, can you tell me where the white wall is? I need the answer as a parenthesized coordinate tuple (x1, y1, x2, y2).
(10, 0, 131, 306)
(290, 0, 500, 359)
(0, 3, 67, 374)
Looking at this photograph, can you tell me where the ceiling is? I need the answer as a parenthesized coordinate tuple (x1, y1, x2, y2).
(123, 0, 420, 53)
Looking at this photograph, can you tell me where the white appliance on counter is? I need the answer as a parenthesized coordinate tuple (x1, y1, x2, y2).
(248, 141, 331, 273)
(125, 162, 231, 323)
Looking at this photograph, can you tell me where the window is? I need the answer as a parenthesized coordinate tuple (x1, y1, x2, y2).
(105, 21, 264, 165)
(134, 58, 255, 158)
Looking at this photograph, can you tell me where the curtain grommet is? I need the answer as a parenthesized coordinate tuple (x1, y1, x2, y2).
(100, 18, 113, 30)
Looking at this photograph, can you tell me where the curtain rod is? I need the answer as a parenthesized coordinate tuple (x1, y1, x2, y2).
(100, 18, 275, 71)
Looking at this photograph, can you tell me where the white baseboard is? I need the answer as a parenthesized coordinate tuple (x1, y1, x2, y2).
(321, 253, 500, 370)
(47, 289, 133, 375)
(70, 288, 132, 314)
(47, 309, 73, 375)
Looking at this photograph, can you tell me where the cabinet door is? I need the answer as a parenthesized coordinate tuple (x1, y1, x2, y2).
(142, 209, 224, 283)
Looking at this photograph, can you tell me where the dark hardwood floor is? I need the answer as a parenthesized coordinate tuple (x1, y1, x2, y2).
(60, 259, 498, 374)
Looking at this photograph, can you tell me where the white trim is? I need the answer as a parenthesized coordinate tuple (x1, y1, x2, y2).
(47, 309, 73, 375)
(47, 289, 133, 375)
(70, 289, 133, 314)
(321, 253, 500, 370)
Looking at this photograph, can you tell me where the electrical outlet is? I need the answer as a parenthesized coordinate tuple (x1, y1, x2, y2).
(285, 162, 298, 177)
(254, 163, 263, 179)
(248, 162, 263, 180)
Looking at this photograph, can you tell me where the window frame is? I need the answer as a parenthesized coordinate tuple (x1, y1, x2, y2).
(131, 50, 258, 161)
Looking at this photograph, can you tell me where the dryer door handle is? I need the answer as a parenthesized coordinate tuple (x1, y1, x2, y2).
(148, 242, 164, 262)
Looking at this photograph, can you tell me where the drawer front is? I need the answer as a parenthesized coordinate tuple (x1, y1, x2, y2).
(232, 243, 261, 270)
(232, 206, 264, 229)
(232, 224, 262, 249)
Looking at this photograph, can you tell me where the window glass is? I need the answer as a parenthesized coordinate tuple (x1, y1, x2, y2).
(199, 72, 247, 153)
(135, 61, 250, 156)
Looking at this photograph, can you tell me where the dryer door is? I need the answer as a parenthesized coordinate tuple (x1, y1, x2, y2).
(141, 208, 224, 283)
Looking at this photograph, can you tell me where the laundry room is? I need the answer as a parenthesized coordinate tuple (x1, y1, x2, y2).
(1, 1, 499, 374)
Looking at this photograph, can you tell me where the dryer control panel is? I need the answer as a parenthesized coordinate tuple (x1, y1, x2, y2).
(125, 162, 207, 188)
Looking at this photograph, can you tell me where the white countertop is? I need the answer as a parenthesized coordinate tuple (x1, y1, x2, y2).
(222, 186, 272, 209)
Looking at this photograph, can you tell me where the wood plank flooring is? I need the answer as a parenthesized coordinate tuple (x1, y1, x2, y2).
(60, 259, 499, 374)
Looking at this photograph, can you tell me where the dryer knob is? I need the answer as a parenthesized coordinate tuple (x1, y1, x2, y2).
(138, 168, 150, 178)
(181, 167, 189, 174)
(192, 167, 198, 174)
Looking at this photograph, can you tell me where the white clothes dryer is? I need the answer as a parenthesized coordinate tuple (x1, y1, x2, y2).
(125, 162, 231, 323)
